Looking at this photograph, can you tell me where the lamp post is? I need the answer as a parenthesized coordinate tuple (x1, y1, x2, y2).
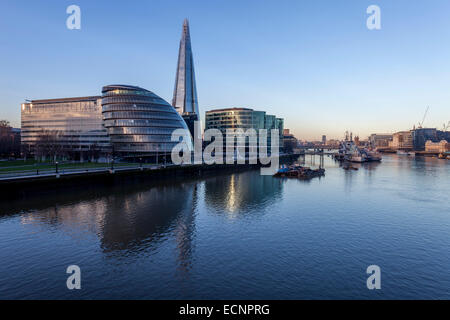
(55, 161, 59, 174)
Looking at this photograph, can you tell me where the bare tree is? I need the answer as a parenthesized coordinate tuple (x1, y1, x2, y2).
(0, 120, 19, 158)
(34, 130, 64, 162)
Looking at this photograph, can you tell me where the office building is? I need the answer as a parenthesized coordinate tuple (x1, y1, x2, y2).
(412, 128, 450, 151)
(283, 129, 298, 154)
(390, 131, 413, 149)
(205, 107, 284, 150)
(369, 133, 393, 148)
(21, 96, 110, 161)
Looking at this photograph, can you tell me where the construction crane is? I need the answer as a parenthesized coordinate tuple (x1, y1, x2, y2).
(418, 106, 429, 129)
(443, 121, 450, 131)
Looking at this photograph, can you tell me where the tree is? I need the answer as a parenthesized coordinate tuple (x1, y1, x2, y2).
(0, 120, 18, 158)
(34, 130, 64, 161)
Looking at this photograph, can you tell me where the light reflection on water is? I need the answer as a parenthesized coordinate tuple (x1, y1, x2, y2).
(0, 155, 449, 299)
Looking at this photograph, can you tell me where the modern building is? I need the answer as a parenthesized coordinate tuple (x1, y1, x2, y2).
(425, 140, 449, 153)
(322, 135, 327, 145)
(283, 129, 298, 154)
(390, 131, 413, 150)
(274, 118, 284, 150)
(21, 96, 110, 161)
(412, 128, 450, 151)
(101, 85, 192, 161)
(369, 133, 393, 148)
(172, 19, 199, 138)
(205, 107, 284, 151)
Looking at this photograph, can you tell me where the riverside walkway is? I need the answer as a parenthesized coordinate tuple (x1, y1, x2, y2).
(0, 163, 170, 181)
(0, 153, 302, 188)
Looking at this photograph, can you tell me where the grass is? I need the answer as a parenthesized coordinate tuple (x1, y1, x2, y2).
(0, 161, 143, 174)
(0, 159, 38, 167)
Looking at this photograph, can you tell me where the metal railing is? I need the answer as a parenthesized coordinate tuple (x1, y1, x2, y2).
(0, 162, 177, 181)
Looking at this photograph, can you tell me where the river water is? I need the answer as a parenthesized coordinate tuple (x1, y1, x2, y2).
(0, 155, 449, 299)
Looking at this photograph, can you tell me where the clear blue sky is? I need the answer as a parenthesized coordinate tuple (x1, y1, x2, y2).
(1, 0, 450, 140)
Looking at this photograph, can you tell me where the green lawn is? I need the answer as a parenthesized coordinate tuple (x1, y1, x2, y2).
(0, 159, 38, 167)
(0, 161, 142, 174)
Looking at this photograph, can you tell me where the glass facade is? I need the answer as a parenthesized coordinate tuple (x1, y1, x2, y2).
(21, 96, 110, 160)
(101, 85, 192, 157)
(411, 128, 450, 151)
(205, 108, 284, 151)
(205, 108, 254, 132)
(172, 19, 199, 118)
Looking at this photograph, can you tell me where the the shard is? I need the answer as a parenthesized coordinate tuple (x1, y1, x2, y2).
(172, 19, 199, 137)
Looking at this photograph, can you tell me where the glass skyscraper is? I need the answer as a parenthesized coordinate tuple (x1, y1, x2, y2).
(172, 19, 200, 138)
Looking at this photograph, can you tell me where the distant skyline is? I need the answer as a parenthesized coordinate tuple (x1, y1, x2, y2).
(1, 0, 450, 140)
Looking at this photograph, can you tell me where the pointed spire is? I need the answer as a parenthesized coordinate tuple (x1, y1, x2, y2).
(172, 19, 199, 118)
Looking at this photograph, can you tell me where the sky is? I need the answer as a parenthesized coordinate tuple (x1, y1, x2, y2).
(1, 0, 450, 140)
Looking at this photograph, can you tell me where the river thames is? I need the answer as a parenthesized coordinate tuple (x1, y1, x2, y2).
(0, 155, 449, 299)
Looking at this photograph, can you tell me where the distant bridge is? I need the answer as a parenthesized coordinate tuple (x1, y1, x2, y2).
(297, 145, 339, 150)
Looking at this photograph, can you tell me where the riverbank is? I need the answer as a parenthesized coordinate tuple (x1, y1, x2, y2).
(0, 153, 302, 193)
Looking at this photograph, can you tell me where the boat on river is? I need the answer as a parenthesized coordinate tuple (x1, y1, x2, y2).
(338, 140, 382, 163)
(274, 164, 325, 179)
(397, 150, 415, 156)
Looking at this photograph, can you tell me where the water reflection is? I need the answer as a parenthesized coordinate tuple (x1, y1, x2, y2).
(0, 179, 197, 269)
(1, 155, 449, 299)
(0, 169, 285, 261)
(98, 182, 196, 255)
(204, 170, 284, 217)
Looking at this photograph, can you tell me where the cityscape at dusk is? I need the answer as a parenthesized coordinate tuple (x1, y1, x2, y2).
(0, 0, 449, 311)
(1, 0, 450, 140)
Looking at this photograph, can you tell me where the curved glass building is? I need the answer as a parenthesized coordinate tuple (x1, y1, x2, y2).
(101, 85, 192, 159)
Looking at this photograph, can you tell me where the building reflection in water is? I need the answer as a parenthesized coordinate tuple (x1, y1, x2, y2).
(204, 170, 284, 218)
(3, 169, 286, 272)
(7, 178, 198, 271)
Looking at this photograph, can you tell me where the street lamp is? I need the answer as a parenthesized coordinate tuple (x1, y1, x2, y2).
(55, 161, 59, 174)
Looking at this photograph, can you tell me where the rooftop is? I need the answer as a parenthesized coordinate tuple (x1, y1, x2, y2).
(24, 96, 101, 105)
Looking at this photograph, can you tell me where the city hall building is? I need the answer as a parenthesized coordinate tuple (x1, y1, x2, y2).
(21, 85, 192, 162)
(101, 84, 192, 160)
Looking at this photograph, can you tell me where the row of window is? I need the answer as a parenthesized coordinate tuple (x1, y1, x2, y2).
(102, 111, 182, 121)
(102, 89, 155, 97)
(101, 96, 167, 105)
(102, 104, 173, 113)
(111, 135, 179, 143)
(22, 103, 100, 113)
(108, 127, 180, 135)
(114, 142, 183, 152)
(103, 119, 184, 128)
